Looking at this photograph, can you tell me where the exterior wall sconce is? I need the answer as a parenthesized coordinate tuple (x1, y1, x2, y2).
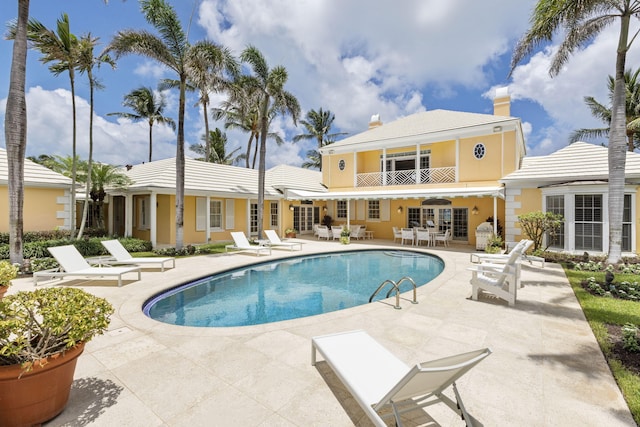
(471, 206, 479, 215)
(289, 204, 295, 211)
(322, 206, 328, 212)
(397, 206, 403, 214)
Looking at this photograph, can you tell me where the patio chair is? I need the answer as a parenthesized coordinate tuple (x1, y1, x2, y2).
(101, 239, 175, 272)
(331, 226, 343, 240)
(33, 245, 141, 287)
(392, 226, 403, 243)
(470, 239, 534, 288)
(317, 225, 331, 240)
(264, 230, 302, 251)
(400, 228, 414, 246)
(468, 239, 527, 306)
(434, 229, 451, 247)
(312, 330, 491, 427)
(225, 231, 272, 256)
(350, 225, 366, 240)
(415, 228, 431, 247)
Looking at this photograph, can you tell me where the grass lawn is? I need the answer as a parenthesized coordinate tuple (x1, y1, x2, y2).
(564, 268, 640, 425)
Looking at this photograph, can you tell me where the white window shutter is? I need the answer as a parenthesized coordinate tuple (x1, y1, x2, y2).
(349, 200, 356, 220)
(356, 200, 365, 220)
(380, 199, 390, 221)
(226, 199, 235, 229)
(196, 198, 206, 231)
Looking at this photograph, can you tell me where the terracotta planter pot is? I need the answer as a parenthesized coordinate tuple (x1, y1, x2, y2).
(0, 343, 85, 427)
(0, 285, 8, 300)
(285, 233, 296, 238)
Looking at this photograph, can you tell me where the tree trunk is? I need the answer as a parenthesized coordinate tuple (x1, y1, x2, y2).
(6, 0, 29, 267)
(148, 120, 153, 162)
(257, 98, 269, 239)
(77, 69, 95, 239)
(175, 77, 186, 250)
(70, 69, 77, 237)
(607, 16, 630, 264)
(203, 100, 210, 162)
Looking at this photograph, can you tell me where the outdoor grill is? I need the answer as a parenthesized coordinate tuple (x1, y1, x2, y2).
(475, 221, 494, 250)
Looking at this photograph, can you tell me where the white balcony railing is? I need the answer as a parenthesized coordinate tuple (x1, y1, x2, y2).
(356, 167, 456, 187)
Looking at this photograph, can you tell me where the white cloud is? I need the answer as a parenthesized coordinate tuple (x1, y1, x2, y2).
(17, 86, 177, 165)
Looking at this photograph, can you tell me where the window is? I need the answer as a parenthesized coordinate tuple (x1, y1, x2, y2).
(336, 200, 347, 219)
(407, 207, 421, 227)
(368, 200, 380, 219)
(138, 196, 150, 230)
(546, 195, 565, 248)
(473, 143, 486, 160)
(623, 194, 632, 252)
(270, 202, 278, 228)
(250, 203, 258, 235)
(209, 200, 222, 229)
(381, 150, 431, 183)
(575, 194, 602, 251)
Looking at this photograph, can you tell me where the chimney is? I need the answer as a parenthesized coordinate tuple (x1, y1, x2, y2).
(493, 87, 511, 116)
(368, 114, 382, 129)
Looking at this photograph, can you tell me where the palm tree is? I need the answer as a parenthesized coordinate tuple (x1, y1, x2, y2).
(4, 0, 29, 266)
(511, 0, 640, 264)
(108, 86, 176, 162)
(107, 0, 216, 250)
(190, 128, 243, 164)
(301, 138, 335, 170)
(184, 41, 238, 162)
(14, 13, 81, 236)
(90, 163, 131, 228)
(570, 69, 640, 151)
(213, 84, 262, 168)
(76, 33, 115, 239)
(293, 108, 346, 171)
(238, 45, 300, 237)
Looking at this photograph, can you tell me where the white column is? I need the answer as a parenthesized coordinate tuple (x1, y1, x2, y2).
(415, 144, 420, 184)
(382, 148, 387, 186)
(150, 192, 157, 248)
(493, 197, 498, 235)
(206, 196, 211, 242)
(125, 194, 133, 237)
(455, 138, 460, 182)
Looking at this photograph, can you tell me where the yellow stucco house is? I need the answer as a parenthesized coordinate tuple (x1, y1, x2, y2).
(107, 158, 324, 247)
(286, 88, 524, 248)
(0, 148, 72, 232)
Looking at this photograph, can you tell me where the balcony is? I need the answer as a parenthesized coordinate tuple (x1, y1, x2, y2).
(356, 167, 456, 187)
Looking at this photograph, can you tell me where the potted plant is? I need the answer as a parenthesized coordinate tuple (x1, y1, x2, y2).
(485, 234, 504, 254)
(285, 228, 298, 238)
(340, 228, 351, 245)
(0, 287, 114, 426)
(0, 261, 19, 300)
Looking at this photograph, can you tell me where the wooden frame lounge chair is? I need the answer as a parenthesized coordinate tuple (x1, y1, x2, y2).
(264, 230, 302, 251)
(312, 330, 491, 427)
(225, 231, 271, 256)
(34, 245, 141, 287)
(101, 239, 175, 272)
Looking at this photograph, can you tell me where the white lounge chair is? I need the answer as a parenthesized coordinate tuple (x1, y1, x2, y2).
(470, 239, 538, 264)
(34, 245, 141, 287)
(312, 330, 491, 427)
(468, 240, 527, 306)
(225, 231, 271, 256)
(264, 230, 302, 251)
(101, 239, 175, 272)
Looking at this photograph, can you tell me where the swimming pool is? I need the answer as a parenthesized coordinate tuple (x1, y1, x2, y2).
(143, 249, 444, 327)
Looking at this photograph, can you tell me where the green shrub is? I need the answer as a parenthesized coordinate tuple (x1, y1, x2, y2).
(30, 258, 58, 273)
(622, 324, 640, 353)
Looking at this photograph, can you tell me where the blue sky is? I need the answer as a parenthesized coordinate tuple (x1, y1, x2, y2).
(2, 0, 639, 168)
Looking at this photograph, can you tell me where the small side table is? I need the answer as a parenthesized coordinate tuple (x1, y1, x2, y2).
(365, 231, 374, 239)
(255, 239, 271, 247)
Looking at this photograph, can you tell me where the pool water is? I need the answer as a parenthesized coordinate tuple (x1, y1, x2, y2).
(144, 249, 444, 327)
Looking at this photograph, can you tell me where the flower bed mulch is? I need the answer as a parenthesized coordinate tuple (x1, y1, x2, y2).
(606, 324, 640, 375)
